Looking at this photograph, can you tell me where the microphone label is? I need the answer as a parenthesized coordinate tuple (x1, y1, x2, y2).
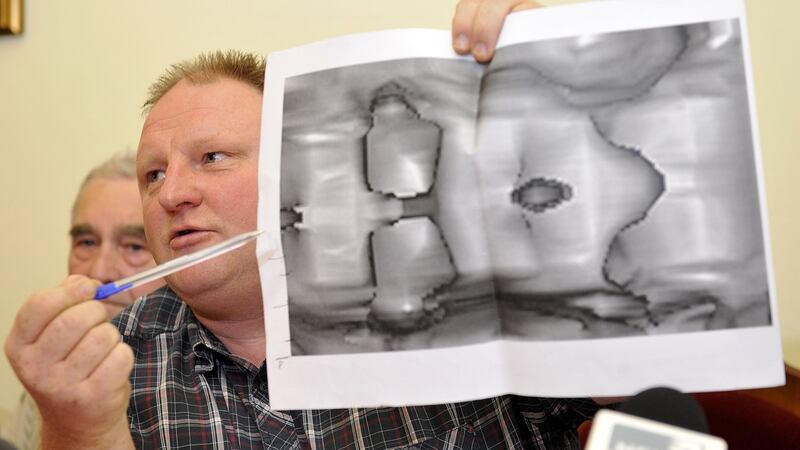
(586, 410, 727, 450)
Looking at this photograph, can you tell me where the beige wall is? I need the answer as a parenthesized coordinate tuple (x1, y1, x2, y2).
(0, 0, 796, 414)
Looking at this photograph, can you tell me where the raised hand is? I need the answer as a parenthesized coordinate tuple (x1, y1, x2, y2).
(4, 275, 135, 449)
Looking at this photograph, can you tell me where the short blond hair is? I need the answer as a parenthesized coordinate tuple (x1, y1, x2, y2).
(143, 50, 266, 113)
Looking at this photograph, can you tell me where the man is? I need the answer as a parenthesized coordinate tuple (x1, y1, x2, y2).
(69, 151, 165, 316)
(7, 2, 603, 448)
(1, 152, 163, 450)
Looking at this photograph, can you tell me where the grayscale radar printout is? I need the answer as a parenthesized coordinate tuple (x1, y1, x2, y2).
(258, 0, 784, 410)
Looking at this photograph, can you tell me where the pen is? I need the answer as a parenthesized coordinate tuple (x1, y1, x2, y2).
(94, 230, 266, 300)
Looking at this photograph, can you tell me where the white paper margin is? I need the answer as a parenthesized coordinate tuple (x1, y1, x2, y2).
(258, 0, 784, 410)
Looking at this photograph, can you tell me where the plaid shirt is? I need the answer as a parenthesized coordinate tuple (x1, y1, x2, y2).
(113, 287, 598, 449)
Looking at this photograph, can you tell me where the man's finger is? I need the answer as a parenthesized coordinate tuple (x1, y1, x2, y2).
(452, 0, 482, 54)
(8, 276, 99, 347)
(31, 300, 109, 364)
(86, 341, 135, 392)
(470, 0, 542, 63)
(59, 322, 123, 383)
(452, 0, 540, 61)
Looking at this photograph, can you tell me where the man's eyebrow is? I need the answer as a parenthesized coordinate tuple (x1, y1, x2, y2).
(117, 224, 147, 239)
(69, 223, 96, 238)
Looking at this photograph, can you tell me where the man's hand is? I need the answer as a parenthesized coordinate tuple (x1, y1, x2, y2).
(4, 275, 135, 450)
(452, 0, 543, 63)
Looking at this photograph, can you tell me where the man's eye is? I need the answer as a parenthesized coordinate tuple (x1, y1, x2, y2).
(74, 237, 98, 248)
(122, 241, 153, 266)
(124, 243, 147, 252)
(146, 170, 165, 183)
(203, 152, 227, 164)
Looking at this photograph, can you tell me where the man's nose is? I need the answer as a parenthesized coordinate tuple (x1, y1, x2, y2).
(157, 163, 202, 212)
(87, 243, 123, 284)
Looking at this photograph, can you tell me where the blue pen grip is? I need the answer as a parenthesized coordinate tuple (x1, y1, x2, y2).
(94, 282, 134, 300)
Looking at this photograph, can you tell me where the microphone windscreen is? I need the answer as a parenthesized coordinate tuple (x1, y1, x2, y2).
(0, 437, 18, 450)
(618, 386, 709, 434)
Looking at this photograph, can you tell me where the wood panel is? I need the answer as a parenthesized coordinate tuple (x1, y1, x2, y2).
(741, 364, 800, 417)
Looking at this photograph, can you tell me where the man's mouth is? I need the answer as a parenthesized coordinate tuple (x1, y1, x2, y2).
(174, 229, 197, 238)
(170, 226, 205, 239)
(169, 228, 210, 250)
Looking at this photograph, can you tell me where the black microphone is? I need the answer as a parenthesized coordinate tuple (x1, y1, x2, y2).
(618, 386, 709, 434)
(585, 387, 727, 450)
(0, 437, 18, 450)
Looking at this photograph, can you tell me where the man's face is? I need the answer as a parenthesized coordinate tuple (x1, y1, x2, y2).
(136, 78, 262, 311)
(69, 177, 162, 317)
